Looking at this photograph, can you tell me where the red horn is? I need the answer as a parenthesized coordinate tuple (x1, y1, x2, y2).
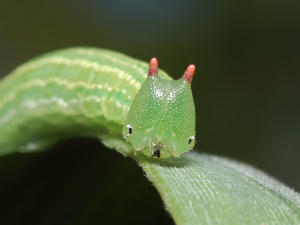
(183, 64, 196, 83)
(148, 57, 158, 77)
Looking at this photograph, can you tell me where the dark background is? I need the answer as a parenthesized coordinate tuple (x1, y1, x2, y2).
(0, 0, 299, 224)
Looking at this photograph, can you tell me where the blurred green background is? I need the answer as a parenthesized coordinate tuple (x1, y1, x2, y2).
(0, 0, 299, 224)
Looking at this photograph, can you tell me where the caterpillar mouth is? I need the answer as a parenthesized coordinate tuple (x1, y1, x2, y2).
(152, 143, 162, 158)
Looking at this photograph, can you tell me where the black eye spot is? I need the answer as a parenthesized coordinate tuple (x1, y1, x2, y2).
(126, 124, 133, 136)
(188, 136, 195, 147)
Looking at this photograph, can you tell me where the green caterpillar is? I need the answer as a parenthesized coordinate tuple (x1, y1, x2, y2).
(0, 47, 196, 158)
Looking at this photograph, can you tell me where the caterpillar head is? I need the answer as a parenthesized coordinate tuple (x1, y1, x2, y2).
(123, 58, 196, 158)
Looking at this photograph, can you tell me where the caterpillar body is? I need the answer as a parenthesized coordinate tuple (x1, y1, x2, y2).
(0, 48, 196, 158)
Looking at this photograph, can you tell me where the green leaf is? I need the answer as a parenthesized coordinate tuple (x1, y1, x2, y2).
(102, 136, 300, 225)
(137, 152, 300, 225)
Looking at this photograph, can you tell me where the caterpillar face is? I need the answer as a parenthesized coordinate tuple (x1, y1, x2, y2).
(123, 58, 196, 158)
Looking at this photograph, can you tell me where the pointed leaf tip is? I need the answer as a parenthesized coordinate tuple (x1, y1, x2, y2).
(183, 64, 196, 83)
(148, 57, 158, 77)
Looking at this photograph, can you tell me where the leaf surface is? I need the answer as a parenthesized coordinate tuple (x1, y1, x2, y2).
(136, 152, 300, 225)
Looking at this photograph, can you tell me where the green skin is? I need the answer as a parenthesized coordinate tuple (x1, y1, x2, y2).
(0, 47, 195, 158)
(124, 76, 195, 158)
